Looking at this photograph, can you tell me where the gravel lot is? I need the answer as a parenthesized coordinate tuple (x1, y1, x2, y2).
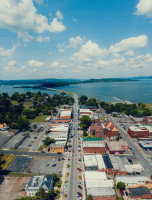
(0, 176, 31, 200)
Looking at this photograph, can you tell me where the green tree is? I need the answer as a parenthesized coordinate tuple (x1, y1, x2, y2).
(79, 95, 88, 105)
(43, 137, 55, 146)
(52, 173, 58, 183)
(36, 187, 49, 200)
(86, 194, 93, 200)
(83, 130, 88, 137)
(79, 115, 92, 131)
(117, 182, 126, 190)
(55, 181, 62, 188)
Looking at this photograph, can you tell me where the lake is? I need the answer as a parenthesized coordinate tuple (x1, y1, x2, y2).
(0, 80, 152, 103)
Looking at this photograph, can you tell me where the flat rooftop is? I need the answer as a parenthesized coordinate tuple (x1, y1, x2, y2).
(139, 141, 152, 148)
(83, 141, 105, 148)
(129, 126, 148, 132)
(87, 187, 115, 197)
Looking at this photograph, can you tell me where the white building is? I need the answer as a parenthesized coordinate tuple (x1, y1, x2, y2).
(26, 175, 53, 196)
(115, 176, 149, 186)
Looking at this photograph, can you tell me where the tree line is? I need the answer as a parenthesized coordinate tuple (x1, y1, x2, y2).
(100, 101, 151, 117)
(0, 92, 74, 131)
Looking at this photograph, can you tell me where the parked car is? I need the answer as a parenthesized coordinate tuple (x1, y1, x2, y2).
(77, 192, 82, 197)
(77, 168, 82, 172)
(120, 190, 124, 195)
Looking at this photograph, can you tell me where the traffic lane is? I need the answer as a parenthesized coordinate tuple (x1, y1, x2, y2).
(0, 149, 64, 157)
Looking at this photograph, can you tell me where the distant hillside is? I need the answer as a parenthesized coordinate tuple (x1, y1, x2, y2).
(129, 76, 152, 80)
(82, 78, 138, 83)
(0, 77, 139, 88)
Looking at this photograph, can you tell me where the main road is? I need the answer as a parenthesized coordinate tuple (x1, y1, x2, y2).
(108, 115, 152, 176)
(69, 94, 79, 200)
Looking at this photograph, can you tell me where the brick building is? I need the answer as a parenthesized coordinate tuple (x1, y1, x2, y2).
(83, 139, 105, 154)
(144, 117, 152, 124)
(106, 140, 128, 154)
(105, 121, 119, 138)
(128, 126, 149, 138)
(48, 141, 66, 153)
(92, 116, 101, 124)
(90, 123, 104, 138)
(85, 171, 116, 200)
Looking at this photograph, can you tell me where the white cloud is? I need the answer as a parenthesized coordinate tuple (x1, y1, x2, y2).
(0, 44, 18, 57)
(125, 50, 134, 56)
(135, 0, 152, 18)
(4, 60, 26, 72)
(0, 0, 66, 33)
(56, 10, 63, 20)
(68, 36, 84, 48)
(36, 35, 50, 42)
(28, 59, 44, 67)
(57, 36, 84, 52)
(49, 18, 66, 32)
(109, 35, 148, 53)
(72, 40, 108, 62)
(50, 61, 66, 68)
(34, 0, 44, 4)
(17, 32, 33, 42)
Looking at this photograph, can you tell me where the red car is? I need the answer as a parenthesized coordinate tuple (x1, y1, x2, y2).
(120, 190, 124, 195)
(77, 168, 82, 172)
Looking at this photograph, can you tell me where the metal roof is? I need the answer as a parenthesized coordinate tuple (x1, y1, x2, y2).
(83, 138, 103, 141)
(115, 176, 148, 185)
(130, 186, 151, 197)
(102, 154, 113, 169)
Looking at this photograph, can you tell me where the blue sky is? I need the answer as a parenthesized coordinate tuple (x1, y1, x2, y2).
(0, 0, 152, 79)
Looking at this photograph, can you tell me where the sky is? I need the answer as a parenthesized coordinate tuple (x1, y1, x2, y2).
(0, 0, 152, 80)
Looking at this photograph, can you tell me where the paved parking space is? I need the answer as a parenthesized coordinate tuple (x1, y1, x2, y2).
(26, 157, 64, 175)
(17, 133, 38, 151)
(3, 133, 24, 149)
(8, 156, 32, 172)
(0, 133, 12, 148)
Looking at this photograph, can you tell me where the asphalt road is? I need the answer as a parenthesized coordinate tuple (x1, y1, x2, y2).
(31, 125, 49, 151)
(0, 149, 63, 157)
(108, 115, 152, 176)
(69, 95, 79, 200)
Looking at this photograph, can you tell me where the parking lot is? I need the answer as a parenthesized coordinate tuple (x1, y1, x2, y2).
(2, 132, 24, 149)
(8, 156, 32, 172)
(0, 132, 12, 148)
(17, 133, 39, 151)
(25, 156, 64, 175)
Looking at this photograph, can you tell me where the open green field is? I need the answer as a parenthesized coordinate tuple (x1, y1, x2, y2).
(23, 101, 32, 109)
(145, 104, 152, 111)
(11, 100, 18, 105)
(29, 115, 49, 122)
(0, 154, 16, 170)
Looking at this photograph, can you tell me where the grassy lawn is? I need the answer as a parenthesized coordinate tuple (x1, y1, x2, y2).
(29, 115, 49, 123)
(78, 176, 82, 180)
(23, 101, 32, 109)
(7, 172, 36, 177)
(11, 100, 18, 105)
(0, 154, 16, 170)
(145, 103, 152, 111)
